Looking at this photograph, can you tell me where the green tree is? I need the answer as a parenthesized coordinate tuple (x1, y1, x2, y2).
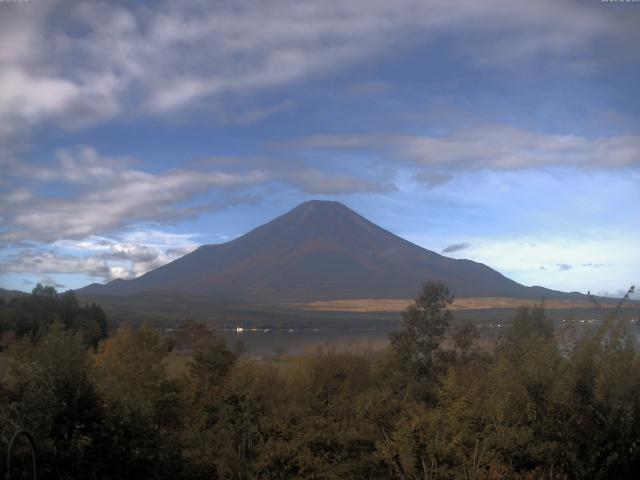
(190, 361, 283, 480)
(0, 324, 103, 480)
(93, 324, 184, 479)
(271, 351, 385, 479)
(0, 285, 108, 347)
(189, 334, 237, 392)
(389, 282, 454, 401)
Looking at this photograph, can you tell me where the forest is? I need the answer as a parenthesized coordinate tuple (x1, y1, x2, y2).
(0, 283, 638, 479)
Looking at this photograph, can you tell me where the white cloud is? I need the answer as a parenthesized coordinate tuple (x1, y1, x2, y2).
(2, 230, 201, 283)
(0, 145, 395, 245)
(0, 146, 270, 243)
(0, 68, 80, 122)
(0, 0, 637, 145)
(1, 250, 112, 281)
(396, 127, 640, 170)
(286, 126, 640, 172)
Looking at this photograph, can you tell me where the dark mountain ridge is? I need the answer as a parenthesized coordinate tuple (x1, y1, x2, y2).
(0, 288, 29, 302)
(77, 200, 583, 302)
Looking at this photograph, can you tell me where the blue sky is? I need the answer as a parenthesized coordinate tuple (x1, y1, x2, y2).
(1, 0, 639, 297)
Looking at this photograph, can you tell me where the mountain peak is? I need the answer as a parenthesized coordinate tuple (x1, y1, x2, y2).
(287, 200, 356, 219)
(77, 200, 577, 302)
(297, 199, 350, 210)
(250, 199, 388, 250)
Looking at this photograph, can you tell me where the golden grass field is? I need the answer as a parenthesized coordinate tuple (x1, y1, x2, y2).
(287, 297, 612, 313)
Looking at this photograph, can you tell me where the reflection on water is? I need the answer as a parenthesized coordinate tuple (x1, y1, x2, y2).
(220, 319, 639, 356)
(221, 328, 400, 356)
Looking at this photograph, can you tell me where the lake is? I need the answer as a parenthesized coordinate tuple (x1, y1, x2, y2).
(221, 327, 400, 356)
(220, 319, 640, 356)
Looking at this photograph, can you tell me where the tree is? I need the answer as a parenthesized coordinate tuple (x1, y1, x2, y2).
(189, 334, 237, 392)
(502, 305, 553, 347)
(389, 282, 453, 401)
(185, 361, 284, 480)
(31, 283, 57, 298)
(173, 319, 213, 351)
(0, 324, 103, 480)
(0, 286, 108, 347)
(93, 324, 184, 479)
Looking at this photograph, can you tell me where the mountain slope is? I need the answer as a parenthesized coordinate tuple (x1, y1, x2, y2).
(0, 288, 29, 302)
(78, 200, 579, 302)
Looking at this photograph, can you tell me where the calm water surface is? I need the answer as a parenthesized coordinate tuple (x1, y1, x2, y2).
(221, 328, 399, 356)
(220, 320, 639, 356)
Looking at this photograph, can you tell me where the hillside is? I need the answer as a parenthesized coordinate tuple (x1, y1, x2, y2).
(0, 288, 29, 302)
(78, 200, 583, 303)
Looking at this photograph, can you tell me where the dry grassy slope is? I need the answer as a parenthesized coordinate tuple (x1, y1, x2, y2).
(289, 297, 620, 313)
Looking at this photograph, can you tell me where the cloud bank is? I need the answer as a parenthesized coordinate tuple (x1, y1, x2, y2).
(0, 146, 392, 246)
(1, 0, 638, 145)
(1, 231, 201, 283)
(286, 126, 640, 173)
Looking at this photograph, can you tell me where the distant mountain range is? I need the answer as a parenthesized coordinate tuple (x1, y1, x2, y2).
(77, 200, 583, 303)
(0, 288, 28, 302)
